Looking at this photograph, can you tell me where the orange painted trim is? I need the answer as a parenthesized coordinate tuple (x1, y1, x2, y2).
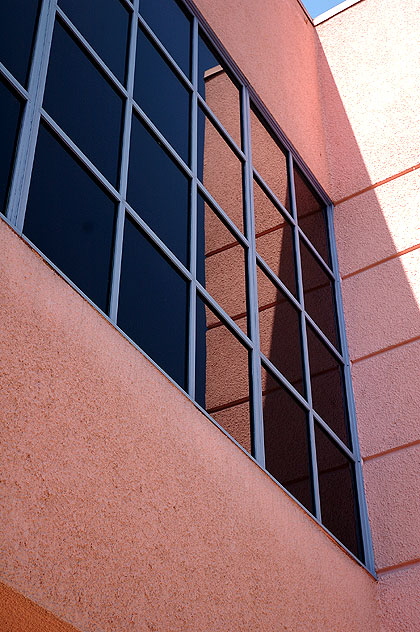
(376, 557, 420, 575)
(363, 439, 420, 463)
(352, 334, 420, 364)
(342, 243, 420, 280)
(334, 162, 420, 205)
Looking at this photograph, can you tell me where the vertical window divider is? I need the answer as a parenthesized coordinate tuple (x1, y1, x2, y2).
(6, 0, 56, 233)
(109, 0, 139, 322)
(242, 88, 265, 467)
(187, 15, 199, 399)
(326, 202, 375, 573)
(288, 153, 321, 521)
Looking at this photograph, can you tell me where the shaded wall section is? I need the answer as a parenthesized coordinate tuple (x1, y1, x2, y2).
(316, 0, 420, 629)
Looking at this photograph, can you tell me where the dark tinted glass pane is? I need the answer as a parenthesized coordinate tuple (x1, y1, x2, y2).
(0, 79, 23, 214)
(307, 326, 350, 445)
(197, 194, 247, 333)
(300, 240, 338, 347)
(128, 115, 189, 265)
(139, 0, 191, 77)
(0, 0, 40, 86)
(257, 267, 304, 394)
(118, 216, 188, 389)
(196, 296, 251, 451)
(294, 167, 329, 263)
(315, 425, 363, 560)
(250, 109, 290, 211)
(24, 125, 116, 313)
(44, 20, 123, 185)
(198, 34, 241, 147)
(262, 366, 312, 512)
(198, 107, 244, 232)
(255, 179, 296, 296)
(58, 0, 130, 83)
(135, 27, 190, 163)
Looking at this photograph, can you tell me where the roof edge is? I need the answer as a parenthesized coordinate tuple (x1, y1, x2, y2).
(313, 0, 364, 26)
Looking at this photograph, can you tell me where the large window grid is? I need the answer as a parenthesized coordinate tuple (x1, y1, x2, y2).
(0, 0, 374, 571)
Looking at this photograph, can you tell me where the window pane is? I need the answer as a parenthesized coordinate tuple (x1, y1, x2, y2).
(294, 167, 329, 263)
(139, 0, 191, 77)
(257, 267, 304, 394)
(198, 107, 244, 233)
(315, 425, 363, 560)
(0, 0, 40, 86)
(58, 0, 130, 84)
(24, 125, 116, 313)
(196, 296, 251, 452)
(262, 366, 312, 512)
(300, 239, 338, 347)
(197, 194, 247, 333)
(128, 115, 189, 266)
(44, 20, 124, 185)
(198, 33, 241, 147)
(118, 215, 188, 390)
(250, 108, 290, 211)
(255, 179, 296, 296)
(307, 326, 350, 445)
(0, 79, 23, 214)
(135, 27, 190, 163)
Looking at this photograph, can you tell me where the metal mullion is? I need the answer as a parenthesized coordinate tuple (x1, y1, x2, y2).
(256, 253, 301, 311)
(298, 227, 335, 279)
(197, 95, 245, 162)
(187, 15, 199, 399)
(305, 314, 345, 364)
(39, 111, 121, 200)
(55, 8, 129, 97)
(242, 87, 265, 466)
(0, 64, 29, 100)
(131, 101, 193, 178)
(109, 0, 139, 323)
(253, 168, 295, 226)
(260, 354, 310, 413)
(196, 286, 254, 351)
(196, 181, 248, 247)
(312, 411, 356, 462)
(288, 151, 321, 521)
(7, 0, 56, 232)
(326, 202, 375, 572)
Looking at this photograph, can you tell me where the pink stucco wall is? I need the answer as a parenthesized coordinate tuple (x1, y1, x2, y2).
(317, 0, 420, 629)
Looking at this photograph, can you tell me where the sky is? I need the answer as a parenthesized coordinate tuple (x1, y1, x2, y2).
(301, 0, 345, 18)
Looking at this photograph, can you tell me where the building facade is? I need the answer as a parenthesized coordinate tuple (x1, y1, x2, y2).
(1, 0, 419, 630)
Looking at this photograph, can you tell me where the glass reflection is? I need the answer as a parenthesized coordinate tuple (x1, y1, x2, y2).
(0, 79, 23, 214)
(315, 425, 362, 560)
(24, 124, 116, 313)
(196, 296, 251, 451)
(118, 215, 188, 390)
(294, 167, 329, 263)
(0, 0, 40, 86)
(262, 366, 312, 512)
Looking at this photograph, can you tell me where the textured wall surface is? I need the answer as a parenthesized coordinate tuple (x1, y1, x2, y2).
(317, 1, 420, 629)
(0, 220, 379, 631)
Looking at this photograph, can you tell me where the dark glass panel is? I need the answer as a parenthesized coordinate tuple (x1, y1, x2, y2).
(315, 425, 363, 560)
(118, 215, 188, 390)
(262, 366, 312, 512)
(198, 34, 241, 147)
(195, 296, 251, 451)
(300, 239, 338, 347)
(257, 267, 304, 394)
(127, 115, 189, 265)
(198, 107, 244, 232)
(58, 0, 130, 83)
(250, 109, 290, 211)
(307, 326, 350, 445)
(0, 79, 23, 214)
(254, 179, 296, 296)
(44, 20, 124, 185)
(197, 194, 247, 333)
(139, 0, 191, 77)
(135, 27, 190, 163)
(0, 0, 40, 86)
(294, 167, 329, 263)
(24, 125, 116, 313)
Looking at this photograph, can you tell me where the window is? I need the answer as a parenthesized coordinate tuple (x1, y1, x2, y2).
(0, 0, 373, 569)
